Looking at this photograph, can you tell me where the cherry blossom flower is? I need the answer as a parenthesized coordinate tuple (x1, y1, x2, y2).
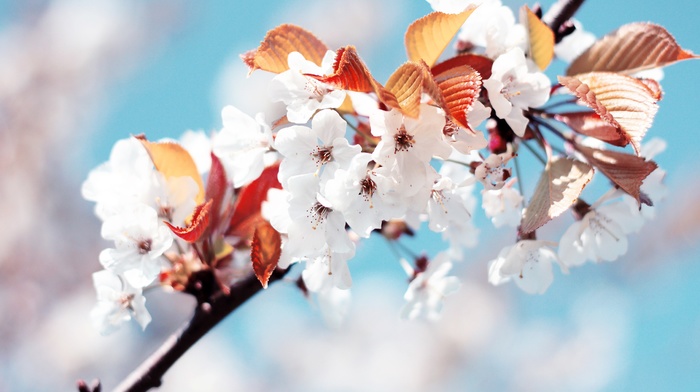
(426, 176, 473, 233)
(558, 205, 630, 267)
(213, 105, 274, 188)
(324, 152, 404, 237)
(99, 203, 174, 288)
(302, 246, 355, 291)
(371, 104, 451, 196)
(474, 148, 516, 190)
(482, 179, 523, 227)
(550, 19, 596, 64)
(81, 137, 155, 221)
(437, 159, 480, 253)
(269, 50, 346, 124)
(401, 253, 460, 321)
(457, 0, 527, 59)
(488, 240, 563, 294)
(279, 174, 352, 262)
(90, 270, 151, 335)
(483, 47, 551, 137)
(274, 109, 360, 186)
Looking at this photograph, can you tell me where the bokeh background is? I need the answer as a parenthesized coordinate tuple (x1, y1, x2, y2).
(0, 0, 699, 391)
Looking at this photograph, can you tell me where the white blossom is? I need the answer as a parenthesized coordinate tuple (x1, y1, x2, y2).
(274, 109, 360, 186)
(458, 0, 527, 58)
(488, 240, 563, 294)
(482, 179, 523, 227)
(90, 270, 151, 335)
(401, 252, 460, 321)
(324, 152, 404, 237)
(99, 203, 173, 288)
(558, 207, 629, 267)
(213, 105, 274, 188)
(483, 47, 551, 137)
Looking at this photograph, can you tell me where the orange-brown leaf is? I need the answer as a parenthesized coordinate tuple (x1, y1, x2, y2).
(164, 200, 212, 243)
(242, 24, 328, 74)
(405, 7, 477, 67)
(310, 46, 400, 111)
(558, 72, 659, 155)
(521, 158, 593, 234)
(567, 22, 699, 76)
(432, 53, 493, 80)
(433, 64, 481, 130)
(251, 221, 281, 289)
(576, 144, 657, 204)
(385, 62, 425, 118)
(554, 112, 627, 146)
(521, 6, 554, 71)
(139, 138, 205, 204)
(227, 163, 282, 241)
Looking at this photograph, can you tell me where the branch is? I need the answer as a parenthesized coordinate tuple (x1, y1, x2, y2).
(545, 0, 586, 40)
(112, 268, 288, 392)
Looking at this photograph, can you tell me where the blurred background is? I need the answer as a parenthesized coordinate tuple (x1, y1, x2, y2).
(0, 0, 698, 391)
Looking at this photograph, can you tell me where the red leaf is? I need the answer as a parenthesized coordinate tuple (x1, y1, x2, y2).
(432, 64, 481, 130)
(558, 72, 659, 155)
(205, 153, 228, 234)
(251, 221, 282, 289)
(554, 112, 628, 147)
(309, 46, 400, 111)
(405, 7, 477, 67)
(432, 54, 494, 80)
(575, 144, 658, 204)
(164, 200, 213, 243)
(242, 24, 328, 74)
(520, 158, 593, 234)
(227, 163, 282, 240)
(567, 22, 698, 76)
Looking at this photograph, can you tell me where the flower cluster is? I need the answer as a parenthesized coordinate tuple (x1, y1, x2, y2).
(83, 0, 694, 333)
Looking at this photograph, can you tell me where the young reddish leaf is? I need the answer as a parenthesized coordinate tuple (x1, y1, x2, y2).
(432, 64, 481, 130)
(405, 7, 477, 67)
(385, 62, 425, 118)
(251, 220, 282, 289)
(241, 24, 329, 75)
(554, 112, 628, 146)
(205, 153, 228, 233)
(309, 46, 400, 110)
(558, 72, 659, 155)
(576, 144, 657, 204)
(432, 53, 493, 80)
(138, 137, 205, 204)
(567, 23, 698, 76)
(164, 200, 213, 243)
(227, 163, 282, 241)
(639, 78, 663, 101)
(521, 6, 554, 71)
(521, 158, 593, 234)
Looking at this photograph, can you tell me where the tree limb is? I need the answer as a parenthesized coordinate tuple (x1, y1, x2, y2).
(112, 269, 288, 392)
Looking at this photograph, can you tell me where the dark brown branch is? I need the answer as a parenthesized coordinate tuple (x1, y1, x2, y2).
(112, 269, 288, 392)
(546, 0, 586, 40)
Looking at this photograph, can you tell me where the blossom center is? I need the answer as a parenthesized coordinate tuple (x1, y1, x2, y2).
(500, 76, 522, 100)
(305, 79, 331, 102)
(311, 145, 334, 166)
(359, 175, 377, 203)
(137, 238, 153, 255)
(394, 125, 415, 153)
(443, 119, 459, 138)
(307, 202, 332, 229)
